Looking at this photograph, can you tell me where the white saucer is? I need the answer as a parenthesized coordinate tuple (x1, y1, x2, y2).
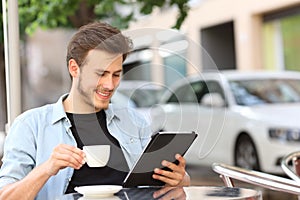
(75, 185, 122, 199)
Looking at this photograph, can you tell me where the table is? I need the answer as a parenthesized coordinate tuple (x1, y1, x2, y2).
(58, 186, 262, 200)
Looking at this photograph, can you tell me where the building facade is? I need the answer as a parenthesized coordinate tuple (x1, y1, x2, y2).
(126, 0, 300, 85)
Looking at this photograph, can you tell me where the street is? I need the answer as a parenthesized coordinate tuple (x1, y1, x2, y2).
(187, 164, 298, 200)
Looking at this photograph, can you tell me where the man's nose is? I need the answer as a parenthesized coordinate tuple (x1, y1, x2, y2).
(101, 75, 114, 90)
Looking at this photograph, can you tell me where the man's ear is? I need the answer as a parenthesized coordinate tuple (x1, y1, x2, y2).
(68, 59, 80, 77)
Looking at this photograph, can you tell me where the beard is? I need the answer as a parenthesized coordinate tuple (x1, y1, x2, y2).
(77, 76, 110, 111)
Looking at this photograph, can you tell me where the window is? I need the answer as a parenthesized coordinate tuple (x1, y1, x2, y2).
(263, 7, 300, 71)
(167, 79, 225, 104)
(167, 82, 199, 103)
(229, 79, 300, 106)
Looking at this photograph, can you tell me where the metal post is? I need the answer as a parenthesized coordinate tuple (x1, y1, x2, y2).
(220, 174, 235, 187)
(2, 0, 21, 132)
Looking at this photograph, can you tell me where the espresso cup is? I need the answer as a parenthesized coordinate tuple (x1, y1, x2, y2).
(83, 145, 110, 167)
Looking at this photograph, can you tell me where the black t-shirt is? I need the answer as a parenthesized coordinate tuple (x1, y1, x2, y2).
(65, 110, 129, 194)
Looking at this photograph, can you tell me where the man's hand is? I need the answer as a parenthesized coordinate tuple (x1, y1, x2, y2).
(152, 154, 190, 187)
(0, 144, 86, 200)
(44, 144, 86, 176)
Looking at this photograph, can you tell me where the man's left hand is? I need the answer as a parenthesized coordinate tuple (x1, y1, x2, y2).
(152, 154, 190, 186)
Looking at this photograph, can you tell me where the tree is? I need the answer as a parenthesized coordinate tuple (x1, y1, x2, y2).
(0, 0, 190, 131)
(18, 0, 190, 35)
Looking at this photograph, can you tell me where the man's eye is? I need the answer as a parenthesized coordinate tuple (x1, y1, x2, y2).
(113, 74, 121, 77)
(96, 73, 104, 77)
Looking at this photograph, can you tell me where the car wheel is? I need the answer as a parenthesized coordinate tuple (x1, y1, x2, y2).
(234, 134, 260, 170)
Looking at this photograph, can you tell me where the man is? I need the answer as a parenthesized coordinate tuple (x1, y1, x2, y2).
(0, 21, 190, 199)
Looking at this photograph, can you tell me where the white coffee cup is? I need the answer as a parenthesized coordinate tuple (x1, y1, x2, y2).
(83, 145, 110, 167)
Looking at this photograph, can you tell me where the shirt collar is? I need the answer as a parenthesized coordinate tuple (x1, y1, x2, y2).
(105, 104, 120, 123)
(51, 93, 120, 124)
(51, 93, 69, 124)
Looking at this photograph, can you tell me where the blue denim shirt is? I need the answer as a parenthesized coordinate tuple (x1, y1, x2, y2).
(0, 94, 152, 199)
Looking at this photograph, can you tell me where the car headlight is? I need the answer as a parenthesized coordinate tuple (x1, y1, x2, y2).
(269, 128, 300, 142)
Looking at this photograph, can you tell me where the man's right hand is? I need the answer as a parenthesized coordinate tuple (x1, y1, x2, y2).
(0, 144, 86, 200)
(44, 144, 86, 176)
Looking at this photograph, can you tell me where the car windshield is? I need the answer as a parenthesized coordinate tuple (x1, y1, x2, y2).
(229, 78, 300, 106)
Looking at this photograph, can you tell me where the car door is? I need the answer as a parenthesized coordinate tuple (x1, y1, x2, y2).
(162, 80, 203, 132)
(161, 78, 228, 165)
(192, 80, 228, 165)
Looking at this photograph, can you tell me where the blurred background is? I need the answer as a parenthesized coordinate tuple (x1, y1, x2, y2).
(1, 0, 300, 199)
(3, 0, 300, 114)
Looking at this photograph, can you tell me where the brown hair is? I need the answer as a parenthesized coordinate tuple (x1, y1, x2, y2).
(66, 21, 132, 67)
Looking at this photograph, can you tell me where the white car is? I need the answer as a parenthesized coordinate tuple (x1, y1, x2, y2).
(155, 70, 300, 174)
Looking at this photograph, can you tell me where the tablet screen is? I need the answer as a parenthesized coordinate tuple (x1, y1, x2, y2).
(123, 131, 197, 187)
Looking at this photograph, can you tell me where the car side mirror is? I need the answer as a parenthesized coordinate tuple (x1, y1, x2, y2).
(201, 93, 225, 107)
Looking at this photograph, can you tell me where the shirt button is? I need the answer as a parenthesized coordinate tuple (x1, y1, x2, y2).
(130, 138, 134, 143)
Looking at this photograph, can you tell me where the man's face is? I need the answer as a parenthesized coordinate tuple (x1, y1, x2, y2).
(76, 49, 123, 111)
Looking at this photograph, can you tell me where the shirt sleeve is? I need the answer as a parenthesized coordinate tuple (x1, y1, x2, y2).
(0, 115, 37, 189)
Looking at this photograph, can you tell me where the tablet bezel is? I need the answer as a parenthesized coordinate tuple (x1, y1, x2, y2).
(122, 131, 198, 188)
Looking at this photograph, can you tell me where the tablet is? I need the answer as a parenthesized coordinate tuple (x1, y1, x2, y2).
(122, 131, 198, 188)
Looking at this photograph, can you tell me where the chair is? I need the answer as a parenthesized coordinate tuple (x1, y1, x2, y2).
(212, 163, 300, 197)
(281, 151, 300, 184)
